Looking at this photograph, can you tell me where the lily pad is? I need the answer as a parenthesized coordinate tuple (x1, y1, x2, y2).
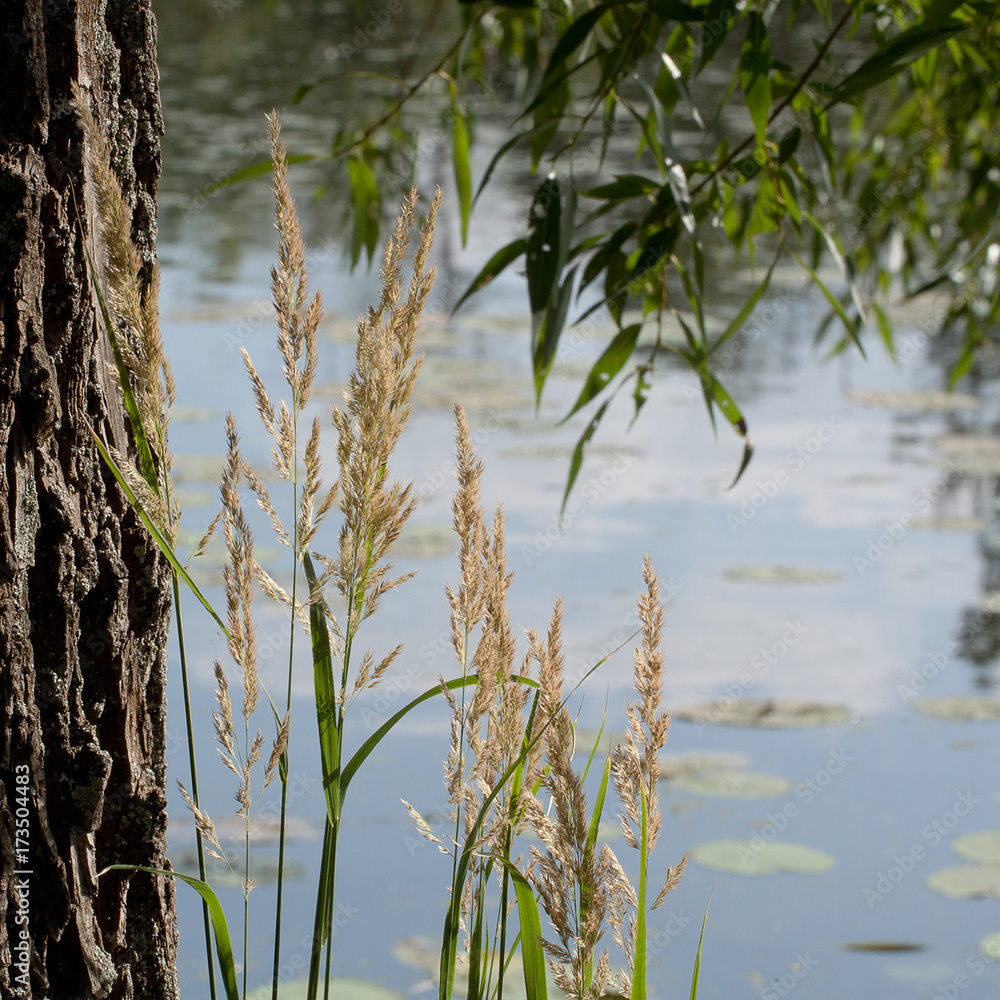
(724, 565, 842, 584)
(981, 931, 1000, 960)
(846, 389, 980, 412)
(668, 770, 791, 799)
(925, 865, 1000, 899)
(394, 522, 456, 560)
(248, 978, 401, 1000)
(393, 935, 557, 1000)
(691, 838, 835, 876)
(952, 830, 1000, 867)
(173, 848, 306, 888)
(214, 814, 321, 844)
(675, 699, 853, 729)
(910, 697, 1000, 721)
(911, 516, 985, 532)
(660, 751, 752, 778)
(841, 942, 926, 953)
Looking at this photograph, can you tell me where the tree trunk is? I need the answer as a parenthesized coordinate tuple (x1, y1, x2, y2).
(0, 2, 179, 997)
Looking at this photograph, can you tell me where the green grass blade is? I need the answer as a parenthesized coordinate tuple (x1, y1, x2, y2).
(689, 891, 713, 1000)
(340, 674, 525, 796)
(308, 822, 337, 1000)
(303, 552, 341, 826)
(631, 783, 648, 1000)
(89, 427, 227, 636)
(452, 101, 473, 247)
(493, 860, 548, 1000)
(101, 865, 240, 1000)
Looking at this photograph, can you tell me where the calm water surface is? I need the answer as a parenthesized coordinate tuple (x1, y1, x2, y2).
(153, 4, 1000, 998)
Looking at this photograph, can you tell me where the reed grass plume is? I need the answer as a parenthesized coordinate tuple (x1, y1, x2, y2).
(72, 81, 177, 533)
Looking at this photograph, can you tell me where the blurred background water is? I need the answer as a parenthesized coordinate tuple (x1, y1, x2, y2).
(152, 2, 1000, 997)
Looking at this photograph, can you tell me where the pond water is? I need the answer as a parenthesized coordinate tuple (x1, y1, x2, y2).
(153, 3, 1000, 999)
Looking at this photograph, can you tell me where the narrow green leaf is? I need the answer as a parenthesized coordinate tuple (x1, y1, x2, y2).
(708, 252, 779, 357)
(697, 0, 737, 72)
(342, 675, 536, 795)
(802, 210, 866, 322)
(637, 79, 695, 233)
(582, 175, 659, 201)
(777, 126, 801, 164)
(347, 157, 380, 268)
(651, 0, 708, 22)
(199, 155, 317, 197)
(872, 302, 896, 360)
(303, 552, 340, 827)
(661, 52, 705, 130)
(452, 238, 528, 314)
(474, 127, 536, 205)
(689, 892, 713, 1000)
(534, 268, 576, 403)
(102, 865, 240, 1000)
(740, 13, 771, 148)
(89, 429, 227, 637)
(562, 323, 642, 421)
(790, 252, 865, 357)
(527, 176, 563, 320)
(540, 2, 614, 85)
(494, 860, 549, 1000)
(532, 77, 569, 172)
(562, 400, 610, 513)
(453, 105, 473, 246)
(829, 21, 967, 103)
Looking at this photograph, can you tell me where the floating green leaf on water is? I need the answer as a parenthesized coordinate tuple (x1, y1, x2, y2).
(724, 565, 842, 584)
(668, 770, 791, 799)
(952, 830, 1000, 867)
(213, 814, 321, 844)
(883, 960, 963, 984)
(691, 839, 835, 876)
(841, 942, 927, 953)
(247, 978, 402, 1000)
(675, 699, 853, 729)
(394, 522, 457, 560)
(925, 865, 1000, 899)
(981, 931, 1000, 961)
(393, 935, 557, 1000)
(173, 849, 306, 888)
(910, 697, 1000, 722)
(911, 516, 986, 532)
(846, 389, 980, 412)
(659, 751, 751, 778)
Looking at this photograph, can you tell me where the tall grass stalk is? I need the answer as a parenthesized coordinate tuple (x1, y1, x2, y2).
(80, 94, 701, 1000)
(73, 82, 221, 1000)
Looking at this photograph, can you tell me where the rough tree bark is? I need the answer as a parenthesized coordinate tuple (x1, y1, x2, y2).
(0, 2, 179, 997)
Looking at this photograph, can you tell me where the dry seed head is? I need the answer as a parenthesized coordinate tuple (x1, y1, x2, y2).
(74, 83, 172, 467)
(264, 713, 290, 790)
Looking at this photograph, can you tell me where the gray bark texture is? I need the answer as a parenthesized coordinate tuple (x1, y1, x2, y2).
(0, 1, 179, 997)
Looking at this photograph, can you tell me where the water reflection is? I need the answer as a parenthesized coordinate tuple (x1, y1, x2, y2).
(153, 5, 1000, 999)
